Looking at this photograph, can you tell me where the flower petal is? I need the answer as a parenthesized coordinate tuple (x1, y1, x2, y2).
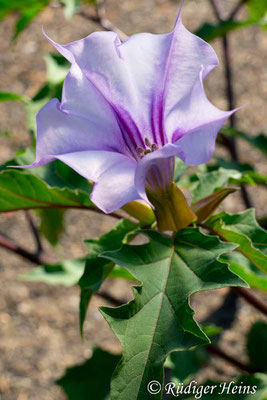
(56, 151, 139, 213)
(118, 8, 219, 145)
(43, 29, 147, 152)
(166, 68, 234, 142)
(43, 6, 218, 148)
(32, 95, 125, 167)
(61, 64, 125, 146)
(173, 113, 235, 165)
(162, 13, 219, 130)
(168, 69, 240, 165)
(164, 68, 239, 164)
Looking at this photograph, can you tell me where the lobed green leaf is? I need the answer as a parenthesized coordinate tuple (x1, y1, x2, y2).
(195, 19, 251, 42)
(205, 209, 267, 274)
(0, 169, 95, 212)
(221, 252, 267, 292)
(247, 321, 267, 372)
(221, 127, 267, 156)
(37, 208, 65, 246)
(56, 347, 120, 400)
(0, 91, 27, 102)
(79, 219, 139, 335)
(191, 168, 242, 203)
(20, 259, 85, 286)
(100, 228, 246, 400)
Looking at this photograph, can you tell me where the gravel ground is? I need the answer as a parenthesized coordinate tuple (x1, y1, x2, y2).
(0, 0, 266, 399)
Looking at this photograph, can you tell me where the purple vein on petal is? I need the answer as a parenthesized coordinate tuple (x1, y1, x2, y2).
(114, 105, 146, 158)
(76, 70, 142, 159)
(149, 5, 184, 147)
(151, 91, 167, 147)
(150, 28, 179, 147)
(151, 4, 185, 147)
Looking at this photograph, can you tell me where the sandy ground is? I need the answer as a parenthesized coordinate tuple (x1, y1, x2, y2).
(0, 0, 266, 399)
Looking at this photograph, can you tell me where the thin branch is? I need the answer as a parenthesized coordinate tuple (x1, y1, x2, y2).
(25, 210, 43, 256)
(209, 0, 252, 209)
(95, 0, 128, 41)
(229, 0, 249, 20)
(233, 287, 267, 316)
(209, 0, 224, 21)
(77, 2, 128, 42)
(207, 344, 255, 374)
(1, 206, 122, 219)
(222, 37, 252, 208)
(0, 232, 123, 306)
(222, 36, 236, 127)
(219, 35, 253, 209)
(51, 1, 128, 41)
(0, 233, 50, 265)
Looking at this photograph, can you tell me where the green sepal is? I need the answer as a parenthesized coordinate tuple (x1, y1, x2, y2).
(192, 168, 242, 203)
(192, 187, 237, 223)
(147, 182, 196, 232)
(122, 200, 155, 225)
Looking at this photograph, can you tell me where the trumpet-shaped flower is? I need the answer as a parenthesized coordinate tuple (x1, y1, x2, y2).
(25, 7, 238, 214)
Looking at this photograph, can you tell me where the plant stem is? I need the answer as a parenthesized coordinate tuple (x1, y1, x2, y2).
(207, 344, 255, 374)
(52, 1, 128, 41)
(0, 232, 121, 306)
(209, 0, 252, 209)
(209, 0, 224, 21)
(233, 287, 267, 316)
(0, 233, 50, 265)
(1, 206, 122, 219)
(25, 210, 43, 257)
(77, 0, 128, 41)
(229, 0, 249, 20)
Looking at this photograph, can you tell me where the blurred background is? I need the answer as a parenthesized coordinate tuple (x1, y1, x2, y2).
(0, 0, 266, 399)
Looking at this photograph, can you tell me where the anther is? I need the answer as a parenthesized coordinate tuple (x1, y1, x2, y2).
(145, 137, 152, 148)
(136, 147, 145, 157)
(151, 144, 158, 152)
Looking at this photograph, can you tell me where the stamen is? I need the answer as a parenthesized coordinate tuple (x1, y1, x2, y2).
(136, 147, 145, 157)
(136, 139, 159, 159)
(145, 137, 152, 148)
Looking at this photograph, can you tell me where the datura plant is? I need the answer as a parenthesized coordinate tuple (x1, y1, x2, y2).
(1, 1, 267, 400)
(22, 5, 240, 230)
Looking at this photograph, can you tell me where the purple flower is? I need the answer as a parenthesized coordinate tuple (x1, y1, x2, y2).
(25, 7, 238, 214)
